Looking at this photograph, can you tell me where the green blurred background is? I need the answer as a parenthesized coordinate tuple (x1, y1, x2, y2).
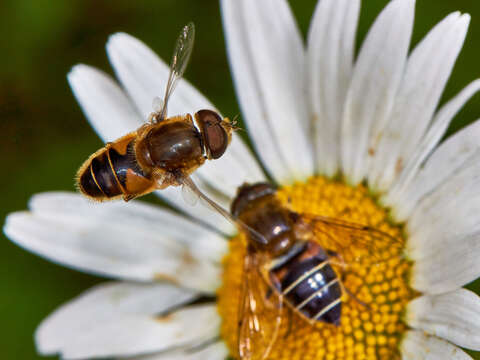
(1, 0, 480, 359)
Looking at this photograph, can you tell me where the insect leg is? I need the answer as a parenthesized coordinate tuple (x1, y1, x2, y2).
(283, 307, 294, 340)
(326, 250, 347, 270)
(344, 286, 370, 310)
(330, 252, 370, 311)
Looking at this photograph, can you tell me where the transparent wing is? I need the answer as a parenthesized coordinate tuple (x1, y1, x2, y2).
(300, 214, 404, 265)
(152, 96, 164, 113)
(238, 251, 283, 360)
(181, 183, 199, 206)
(156, 22, 195, 122)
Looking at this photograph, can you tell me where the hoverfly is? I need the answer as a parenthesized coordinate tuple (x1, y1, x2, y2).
(76, 23, 234, 202)
(230, 183, 403, 360)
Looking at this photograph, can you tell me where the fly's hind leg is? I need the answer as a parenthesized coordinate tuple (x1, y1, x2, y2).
(338, 281, 370, 310)
(283, 307, 294, 340)
(327, 249, 370, 310)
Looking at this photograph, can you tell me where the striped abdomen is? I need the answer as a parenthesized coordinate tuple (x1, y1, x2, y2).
(270, 241, 342, 325)
(77, 133, 155, 201)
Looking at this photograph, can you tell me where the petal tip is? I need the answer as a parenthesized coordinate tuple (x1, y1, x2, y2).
(459, 13, 471, 27)
(69, 63, 93, 75)
(106, 32, 136, 51)
(2, 213, 14, 238)
(67, 64, 80, 78)
(34, 322, 56, 356)
(107, 31, 127, 42)
(67, 65, 83, 84)
(67, 64, 107, 88)
(3, 211, 28, 239)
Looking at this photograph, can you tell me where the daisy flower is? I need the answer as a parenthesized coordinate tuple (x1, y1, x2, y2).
(4, 0, 480, 359)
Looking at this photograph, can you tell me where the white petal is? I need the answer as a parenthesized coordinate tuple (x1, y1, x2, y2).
(407, 161, 480, 292)
(406, 289, 480, 350)
(221, 0, 289, 182)
(107, 31, 195, 119)
(126, 342, 228, 360)
(341, 0, 415, 184)
(221, 0, 314, 183)
(307, 0, 360, 177)
(385, 89, 480, 221)
(61, 304, 219, 359)
(4, 192, 226, 292)
(385, 79, 480, 217)
(408, 153, 480, 236)
(68, 64, 144, 141)
(410, 231, 480, 294)
(106, 32, 265, 200)
(369, 13, 470, 191)
(401, 330, 472, 360)
(35, 281, 198, 356)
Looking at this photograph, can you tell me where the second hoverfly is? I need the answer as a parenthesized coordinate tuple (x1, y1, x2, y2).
(76, 23, 234, 202)
(230, 183, 403, 360)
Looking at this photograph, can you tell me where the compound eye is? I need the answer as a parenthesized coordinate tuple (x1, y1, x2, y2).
(230, 182, 277, 218)
(195, 109, 230, 160)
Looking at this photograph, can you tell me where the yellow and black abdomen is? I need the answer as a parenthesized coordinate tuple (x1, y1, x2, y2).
(270, 241, 342, 325)
(76, 133, 155, 202)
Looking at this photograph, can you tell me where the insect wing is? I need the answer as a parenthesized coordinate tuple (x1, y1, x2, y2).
(301, 215, 404, 264)
(152, 96, 164, 113)
(157, 22, 195, 121)
(238, 252, 283, 360)
(181, 182, 199, 206)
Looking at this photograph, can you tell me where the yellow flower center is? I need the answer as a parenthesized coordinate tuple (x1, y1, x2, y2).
(217, 176, 416, 360)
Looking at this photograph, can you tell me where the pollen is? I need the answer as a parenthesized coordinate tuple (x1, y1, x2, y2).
(217, 176, 416, 359)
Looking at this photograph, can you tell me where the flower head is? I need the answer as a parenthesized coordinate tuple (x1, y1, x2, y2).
(5, 0, 480, 359)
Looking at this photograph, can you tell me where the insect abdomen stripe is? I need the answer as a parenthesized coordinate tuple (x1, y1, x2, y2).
(90, 151, 122, 197)
(106, 147, 127, 195)
(282, 260, 329, 296)
(296, 278, 340, 311)
(313, 298, 342, 321)
(89, 163, 107, 197)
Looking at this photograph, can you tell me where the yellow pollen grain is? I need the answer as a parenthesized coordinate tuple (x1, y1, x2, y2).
(217, 176, 416, 360)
